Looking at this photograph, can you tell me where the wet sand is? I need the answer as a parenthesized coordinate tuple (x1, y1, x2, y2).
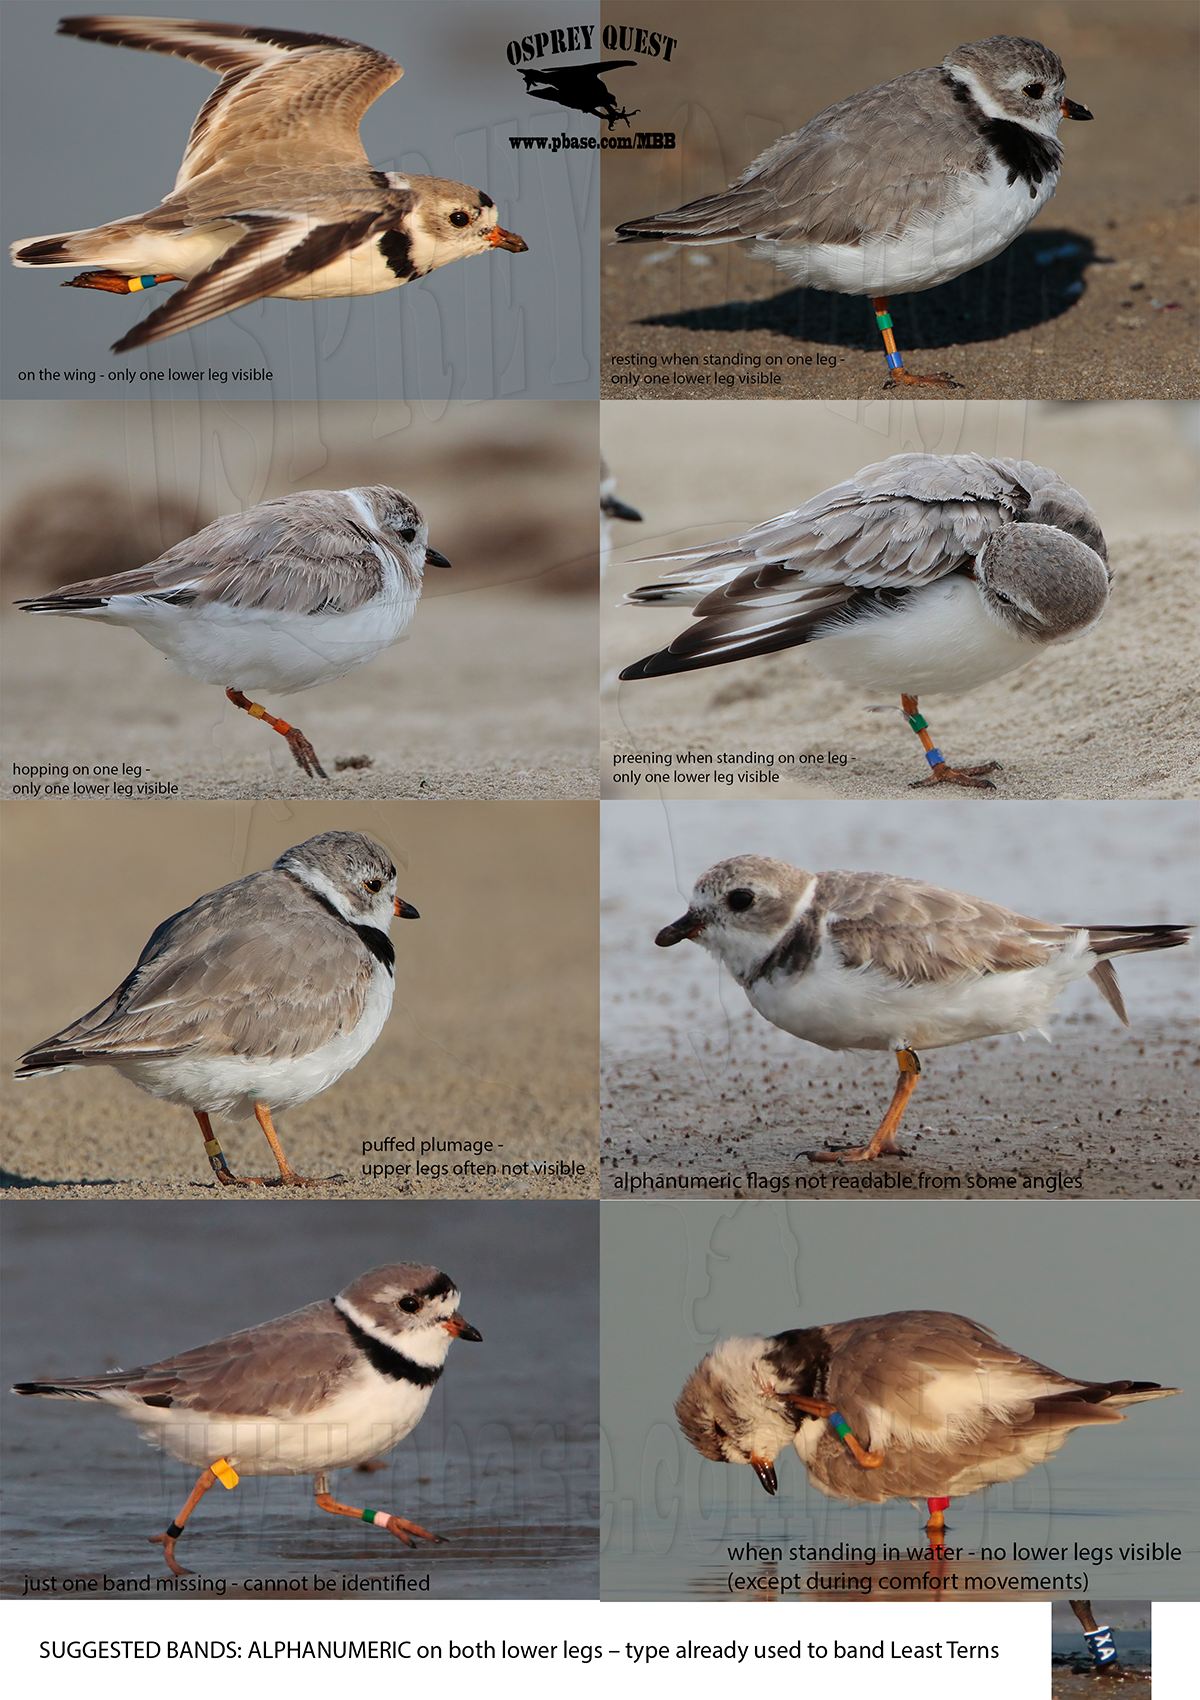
(1, 1201, 599, 1597)
(601, 1, 1200, 401)
(600, 799, 1198, 1199)
(601, 402, 1200, 800)
(1, 802, 598, 1199)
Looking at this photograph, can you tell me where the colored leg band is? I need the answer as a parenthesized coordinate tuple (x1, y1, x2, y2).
(928, 1497, 951, 1512)
(874, 311, 893, 330)
(362, 1509, 391, 1529)
(128, 276, 160, 292)
(886, 350, 904, 370)
(907, 712, 928, 733)
(828, 1411, 853, 1442)
(165, 1521, 184, 1540)
(211, 1458, 240, 1489)
(1084, 1627, 1117, 1667)
(924, 748, 944, 768)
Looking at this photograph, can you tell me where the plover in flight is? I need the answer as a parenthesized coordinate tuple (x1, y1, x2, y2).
(16, 485, 449, 780)
(14, 1263, 482, 1574)
(655, 855, 1191, 1162)
(620, 453, 1109, 789)
(14, 832, 418, 1188)
(10, 16, 528, 353)
(676, 1310, 1177, 1534)
(615, 35, 1092, 388)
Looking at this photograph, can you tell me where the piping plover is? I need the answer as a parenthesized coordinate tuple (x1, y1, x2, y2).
(615, 35, 1092, 388)
(14, 1262, 482, 1575)
(11, 15, 528, 353)
(14, 832, 418, 1188)
(16, 485, 450, 780)
(620, 453, 1109, 789)
(656, 855, 1191, 1162)
(676, 1311, 1177, 1534)
(601, 455, 642, 575)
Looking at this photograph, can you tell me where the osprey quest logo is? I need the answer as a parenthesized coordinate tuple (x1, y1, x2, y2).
(506, 23, 678, 149)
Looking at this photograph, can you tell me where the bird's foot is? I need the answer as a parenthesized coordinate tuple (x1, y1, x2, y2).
(911, 760, 1002, 791)
(806, 1142, 905, 1164)
(285, 726, 328, 781)
(64, 269, 177, 295)
(382, 1515, 445, 1547)
(221, 1170, 345, 1189)
(149, 1532, 190, 1577)
(883, 368, 963, 391)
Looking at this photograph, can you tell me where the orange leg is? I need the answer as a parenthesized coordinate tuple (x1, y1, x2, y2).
(901, 693, 1001, 790)
(871, 297, 961, 391)
(784, 1396, 886, 1468)
(925, 1496, 950, 1535)
(240, 1101, 344, 1189)
(64, 270, 179, 295)
(150, 1466, 218, 1576)
(225, 687, 327, 781)
(194, 1110, 238, 1186)
(314, 1472, 444, 1548)
(809, 1047, 921, 1163)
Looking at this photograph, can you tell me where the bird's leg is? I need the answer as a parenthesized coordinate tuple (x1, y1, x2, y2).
(925, 1496, 950, 1535)
(808, 1047, 921, 1163)
(246, 1101, 345, 1189)
(64, 270, 179, 295)
(901, 693, 1001, 789)
(784, 1397, 886, 1468)
(871, 298, 961, 391)
(313, 1471, 444, 1547)
(1070, 1602, 1120, 1673)
(150, 1458, 238, 1575)
(193, 1110, 239, 1186)
(225, 687, 328, 781)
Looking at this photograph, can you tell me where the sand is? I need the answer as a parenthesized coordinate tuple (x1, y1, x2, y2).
(0, 802, 598, 1199)
(601, 0, 1200, 401)
(601, 401, 1200, 799)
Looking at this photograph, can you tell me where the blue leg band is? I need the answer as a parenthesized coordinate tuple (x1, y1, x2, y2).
(885, 350, 904, 370)
(1084, 1627, 1117, 1668)
(924, 748, 944, 768)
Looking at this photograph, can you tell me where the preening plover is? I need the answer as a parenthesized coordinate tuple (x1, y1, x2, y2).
(620, 453, 1109, 789)
(11, 16, 528, 353)
(655, 855, 1191, 1161)
(14, 1263, 482, 1574)
(16, 485, 450, 780)
(676, 1310, 1177, 1533)
(601, 455, 642, 575)
(616, 35, 1092, 388)
(14, 832, 419, 1188)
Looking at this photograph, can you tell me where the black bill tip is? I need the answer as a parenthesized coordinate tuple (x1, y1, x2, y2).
(394, 898, 420, 920)
(752, 1459, 778, 1495)
(425, 546, 452, 569)
(656, 911, 702, 947)
(1061, 96, 1093, 120)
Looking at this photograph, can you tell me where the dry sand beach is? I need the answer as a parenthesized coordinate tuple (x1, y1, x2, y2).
(601, 0, 1200, 402)
(0, 401, 598, 801)
(0, 802, 598, 1199)
(600, 800, 1198, 1199)
(602, 401, 1200, 799)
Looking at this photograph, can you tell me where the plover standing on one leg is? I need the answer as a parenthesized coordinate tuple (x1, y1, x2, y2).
(620, 453, 1109, 789)
(615, 35, 1092, 389)
(675, 1311, 1178, 1532)
(10, 16, 527, 353)
(14, 832, 419, 1188)
(654, 855, 1191, 1162)
(16, 485, 450, 780)
(13, 1263, 482, 1575)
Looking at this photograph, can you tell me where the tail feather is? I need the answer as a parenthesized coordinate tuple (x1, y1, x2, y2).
(14, 1046, 93, 1077)
(1038, 1379, 1180, 1412)
(615, 193, 744, 245)
(16, 594, 111, 615)
(1083, 925, 1191, 1026)
(11, 230, 99, 268)
(13, 1380, 107, 1400)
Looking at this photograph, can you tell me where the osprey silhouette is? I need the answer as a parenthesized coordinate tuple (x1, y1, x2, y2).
(520, 61, 640, 129)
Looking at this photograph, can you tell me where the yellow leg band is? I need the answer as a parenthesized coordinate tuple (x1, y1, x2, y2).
(203, 1138, 224, 1157)
(247, 703, 267, 719)
(211, 1458, 240, 1489)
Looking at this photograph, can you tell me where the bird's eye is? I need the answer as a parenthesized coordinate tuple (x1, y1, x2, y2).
(399, 526, 417, 543)
(727, 889, 755, 912)
(1023, 82, 1045, 99)
(364, 877, 384, 893)
(398, 1295, 420, 1314)
(449, 210, 470, 228)
(993, 590, 1014, 607)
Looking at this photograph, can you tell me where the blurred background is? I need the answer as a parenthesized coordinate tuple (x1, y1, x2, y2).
(601, 400, 1200, 800)
(1, 397, 599, 797)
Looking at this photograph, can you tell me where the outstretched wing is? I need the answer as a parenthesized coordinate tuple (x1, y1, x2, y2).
(110, 209, 386, 353)
(620, 453, 1031, 678)
(58, 15, 403, 185)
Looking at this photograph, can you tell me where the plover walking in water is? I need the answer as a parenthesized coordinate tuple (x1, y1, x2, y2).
(655, 855, 1191, 1161)
(676, 1310, 1177, 1533)
(14, 832, 419, 1187)
(11, 16, 528, 353)
(14, 1263, 481, 1574)
(16, 485, 450, 780)
(615, 36, 1092, 388)
(620, 453, 1109, 789)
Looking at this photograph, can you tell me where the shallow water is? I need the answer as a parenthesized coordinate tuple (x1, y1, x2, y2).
(599, 1200, 1198, 1601)
(1, 1201, 598, 1599)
